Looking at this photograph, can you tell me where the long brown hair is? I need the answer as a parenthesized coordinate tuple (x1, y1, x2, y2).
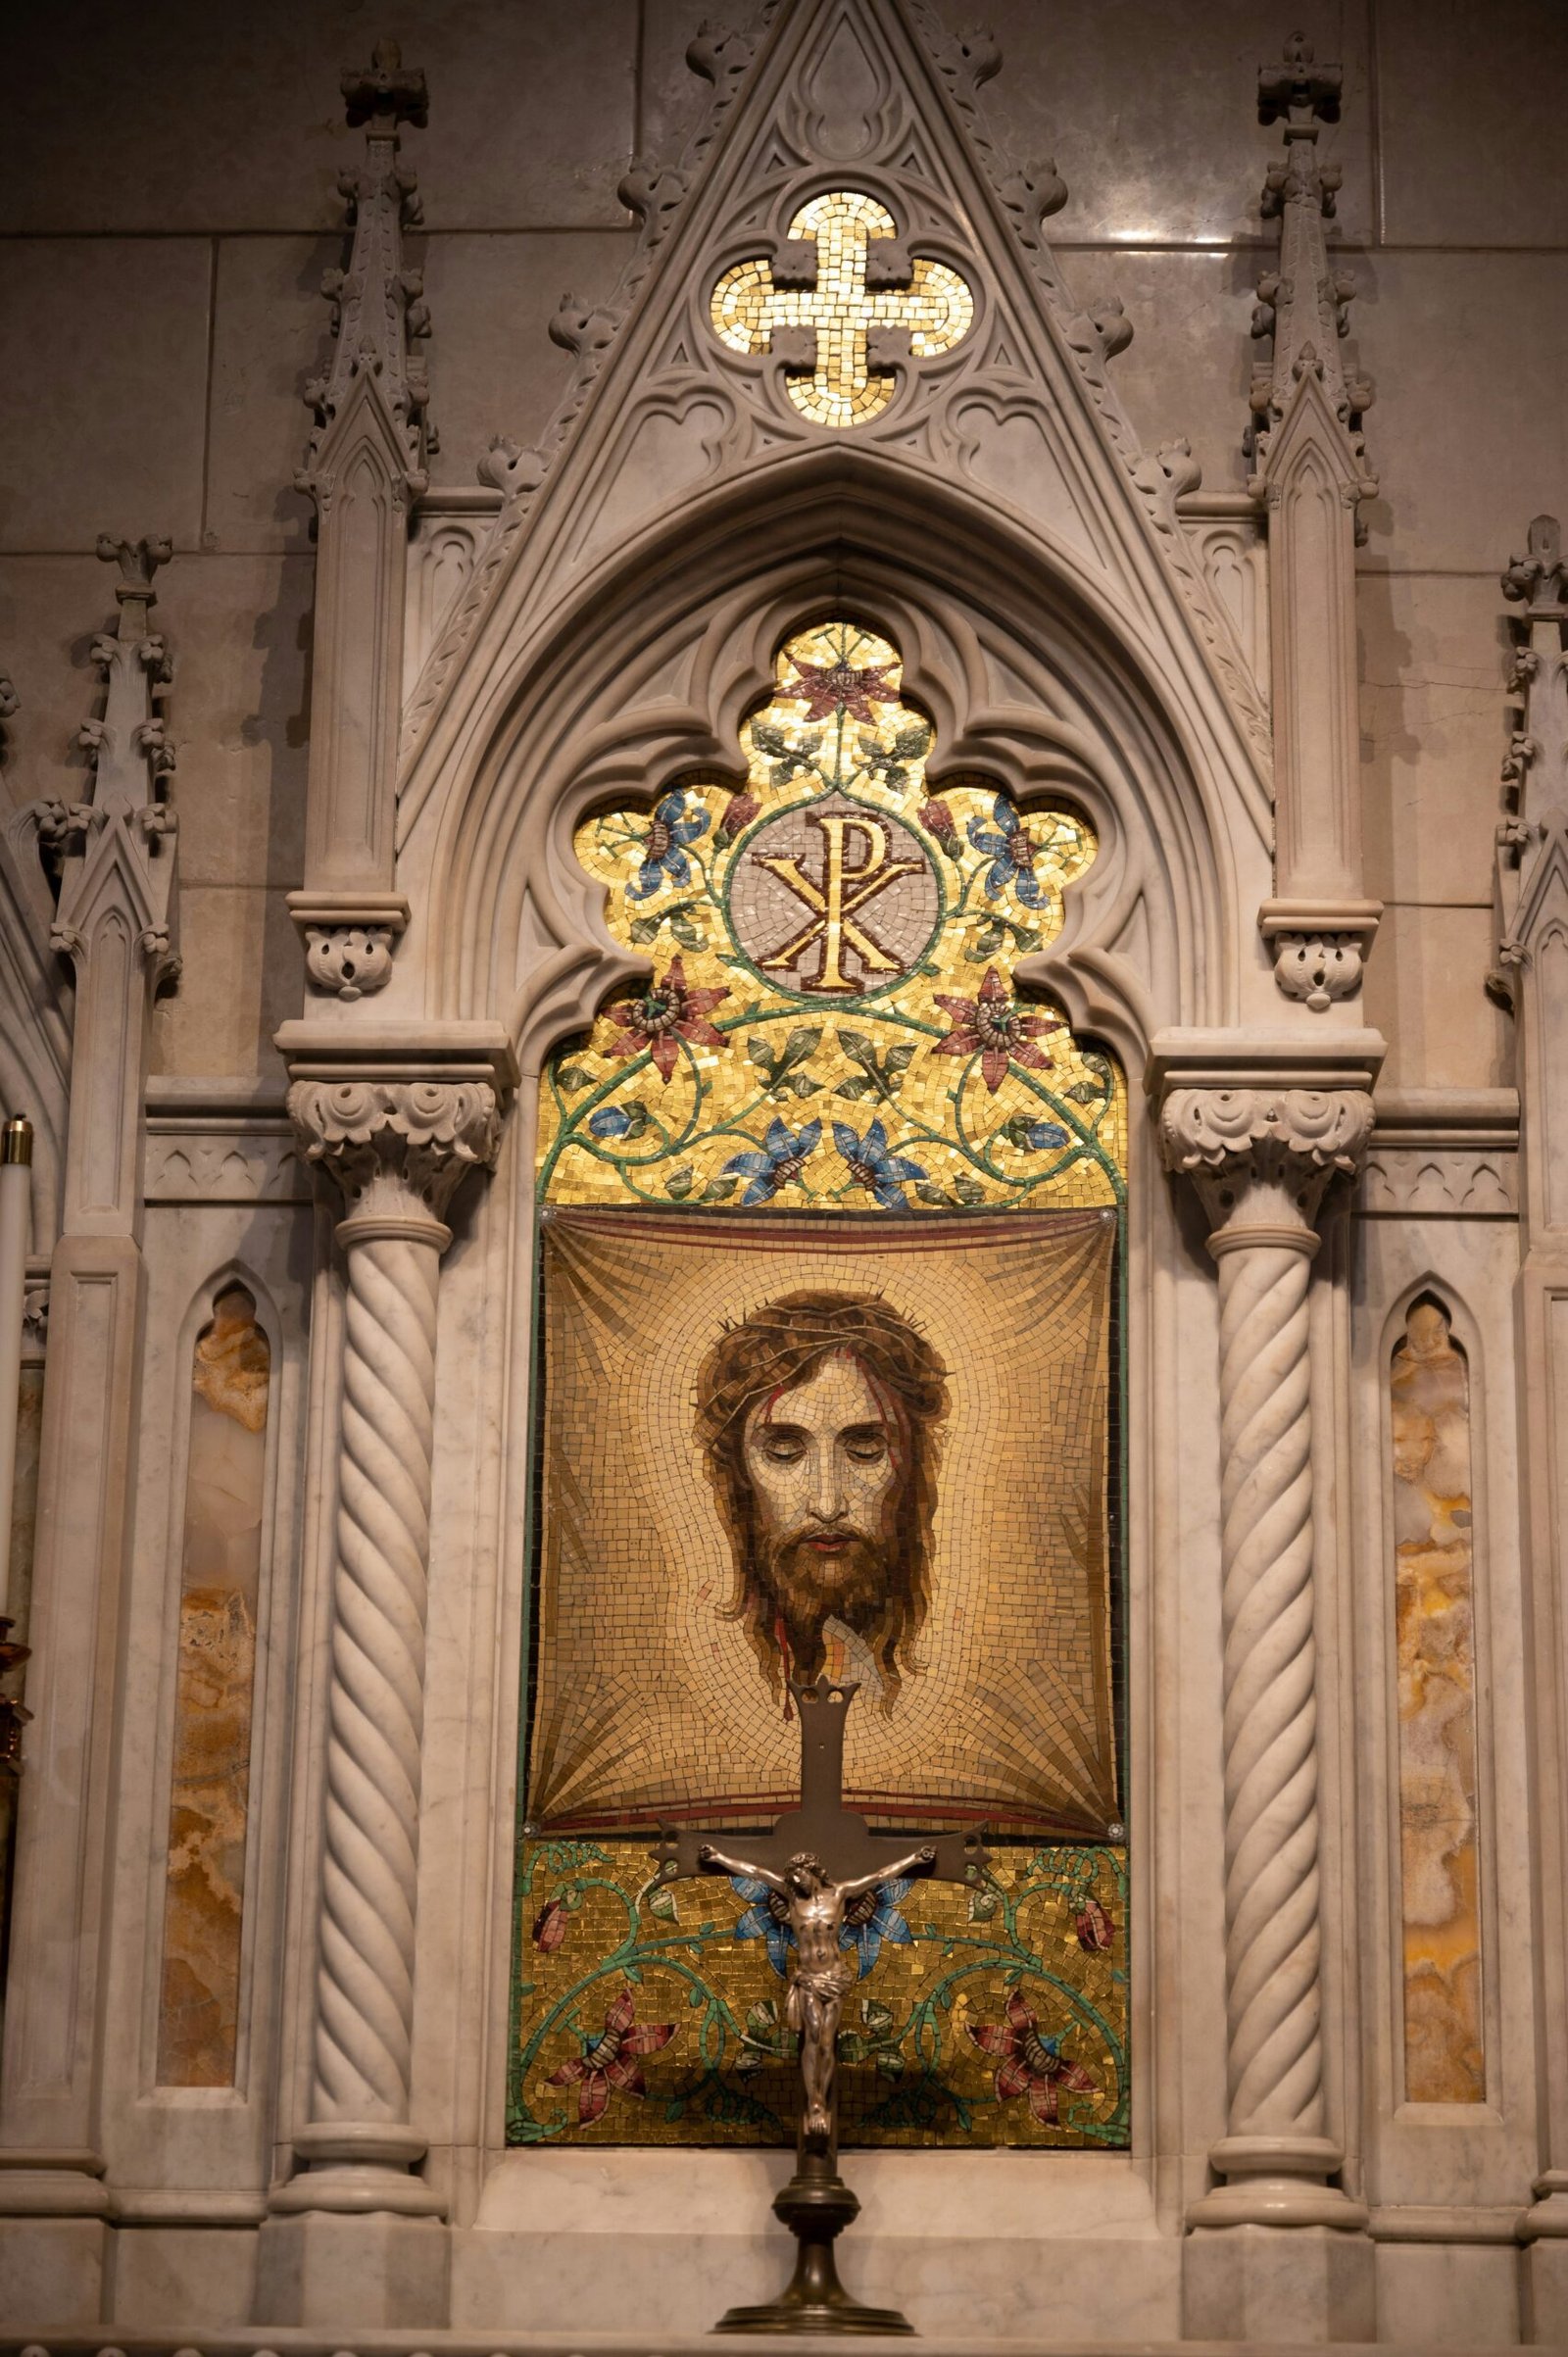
(694, 1290, 949, 1705)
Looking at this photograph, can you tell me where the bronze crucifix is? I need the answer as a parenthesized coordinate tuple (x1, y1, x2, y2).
(654, 1673, 987, 2334)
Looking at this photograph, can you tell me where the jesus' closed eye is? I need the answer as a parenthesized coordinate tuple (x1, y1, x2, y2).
(694, 1290, 949, 1708)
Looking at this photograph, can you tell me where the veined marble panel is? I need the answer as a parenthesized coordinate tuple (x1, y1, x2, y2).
(1392, 1300, 1483, 2105)
(156, 1287, 270, 2087)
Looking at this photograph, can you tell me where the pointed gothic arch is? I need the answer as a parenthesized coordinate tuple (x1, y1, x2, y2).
(411, 451, 1251, 1076)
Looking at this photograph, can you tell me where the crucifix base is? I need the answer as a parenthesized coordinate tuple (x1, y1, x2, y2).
(713, 2149, 911, 2336)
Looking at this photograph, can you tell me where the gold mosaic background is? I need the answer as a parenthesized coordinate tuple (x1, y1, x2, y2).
(512, 1837, 1126, 2150)
(517, 615, 1128, 2153)
(711, 190, 974, 428)
(531, 1208, 1118, 1839)
(538, 619, 1125, 1212)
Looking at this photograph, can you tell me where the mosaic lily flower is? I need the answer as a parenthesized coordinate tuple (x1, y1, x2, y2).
(722, 1115, 821, 1205)
(968, 1989, 1095, 2126)
(546, 1984, 674, 2126)
(785, 658, 900, 723)
(832, 1116, 927, 1210)
(933, 966, 1062, 1093)
(732, 1875, 913, 1983)
(607, 958, 729, 1083)
(532, 1896, 571, 1954)
(1076, 1897, 1115, 1953)
(627, 790, 708, 900)
(840, 1876, 915, 1980)
(967, 794, 1045, 908)
(919, 797, 960, 857)
(715, 789, 760, 847)
(733, 1876, 795, 1977)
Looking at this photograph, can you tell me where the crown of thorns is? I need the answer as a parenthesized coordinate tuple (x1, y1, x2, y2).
(695, 1290, 948, 1447)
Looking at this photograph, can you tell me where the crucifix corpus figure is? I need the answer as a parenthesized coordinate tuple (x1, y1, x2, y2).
(697, 1838, 937, 2146)
(655, 1673, 987, 2334)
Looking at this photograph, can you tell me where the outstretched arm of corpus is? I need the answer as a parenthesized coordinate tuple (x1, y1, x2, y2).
(838, 1843, 936, 1902)
(698, 1841, 784, 1892)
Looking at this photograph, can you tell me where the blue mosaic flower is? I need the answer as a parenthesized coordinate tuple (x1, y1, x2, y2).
(841, 1876, 915, 1981)
(966, 794, 1043, 909)
(722, 1116, 821, 1205)
(732, 1876, 794, 1978)
(628, 790, 708, 900)
(832, 1116, 927, 1210)
(588, 1105, 633, 1138)
(1021, 1119, 1069, 1152)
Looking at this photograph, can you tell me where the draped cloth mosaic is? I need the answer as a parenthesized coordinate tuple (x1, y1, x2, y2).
(514, 618, 1128, 2148)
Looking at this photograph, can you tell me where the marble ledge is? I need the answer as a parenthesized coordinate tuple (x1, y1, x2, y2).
(0, 2334, 1530, 2357)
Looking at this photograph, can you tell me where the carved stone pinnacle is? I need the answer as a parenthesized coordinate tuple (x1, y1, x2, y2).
(342, 38, 427, 130)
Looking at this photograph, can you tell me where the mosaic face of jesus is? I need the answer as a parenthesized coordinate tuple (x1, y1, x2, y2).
(741, 1351, 903, 1630)
(695, 1289, 948, 1708)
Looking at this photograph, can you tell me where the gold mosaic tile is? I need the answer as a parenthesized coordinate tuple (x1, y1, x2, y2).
(538, 618, 1124, 1215)
(530, 1208, 1119, 1840)
(712, 191, 973, 429)
(512, 1838, 1127, 2149)
(518, 615, 1128, 2155)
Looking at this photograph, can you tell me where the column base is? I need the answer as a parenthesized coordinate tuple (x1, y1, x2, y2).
(1518, 2171, 1568, 2343)
(0, 2214, 109, 2328)
(268, 2120, 445, 2219)
(1187, 2133, 1369, 2230)
(1185, 2223, 1376, 2344)
(254, 2210, 449, 2329)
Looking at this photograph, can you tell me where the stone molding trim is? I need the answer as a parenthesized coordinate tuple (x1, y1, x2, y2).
(1153, 1031, 1379, 2234)
(144, 1078, 312, 1204)
(1359, 1087, 1520, 1219)
(274, 1026, 514, 2217)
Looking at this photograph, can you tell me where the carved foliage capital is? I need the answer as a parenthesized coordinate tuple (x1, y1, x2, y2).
(288, 1077, 503, 1231)
(1160, 1085, 1374, 1245)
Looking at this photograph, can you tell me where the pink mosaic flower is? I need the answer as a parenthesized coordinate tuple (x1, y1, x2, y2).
(607, 957, 729, 1083)
(784, 659, 899, 723)
(1075, 1897, 1115, 1953)
(968, 1989, 1095, 2126)
(933, 966, 1061, 1093)
(532, 1897, 570, 1954)
(715, 790, 760, 847)
(547, 1984, 674, 2126)
(919, 797, 960, 857)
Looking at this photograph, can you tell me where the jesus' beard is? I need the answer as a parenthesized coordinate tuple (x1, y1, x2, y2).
(760, 1527, 899, 1679)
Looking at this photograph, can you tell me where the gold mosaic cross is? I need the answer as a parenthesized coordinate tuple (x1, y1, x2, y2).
(711, 189, 974, 429)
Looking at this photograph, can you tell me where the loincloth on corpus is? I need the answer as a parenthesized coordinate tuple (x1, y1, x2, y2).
(786, 1960, 854, 2030)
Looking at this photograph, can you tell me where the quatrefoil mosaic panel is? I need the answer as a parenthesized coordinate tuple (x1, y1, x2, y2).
(711, 191, 974, 427)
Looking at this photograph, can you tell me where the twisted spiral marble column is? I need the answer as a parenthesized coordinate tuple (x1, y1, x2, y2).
(1161, 1083, 1373, 2229)
(1212, 1228, 1321, 2136)
(279, 1076, 501, 2212)
(317, 1218, 442, 2119)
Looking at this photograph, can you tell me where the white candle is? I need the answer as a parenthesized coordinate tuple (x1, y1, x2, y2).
(0, 1116, 33, 1625)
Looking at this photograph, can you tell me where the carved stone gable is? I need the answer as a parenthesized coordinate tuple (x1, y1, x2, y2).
(398, 0, 1271, 827)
